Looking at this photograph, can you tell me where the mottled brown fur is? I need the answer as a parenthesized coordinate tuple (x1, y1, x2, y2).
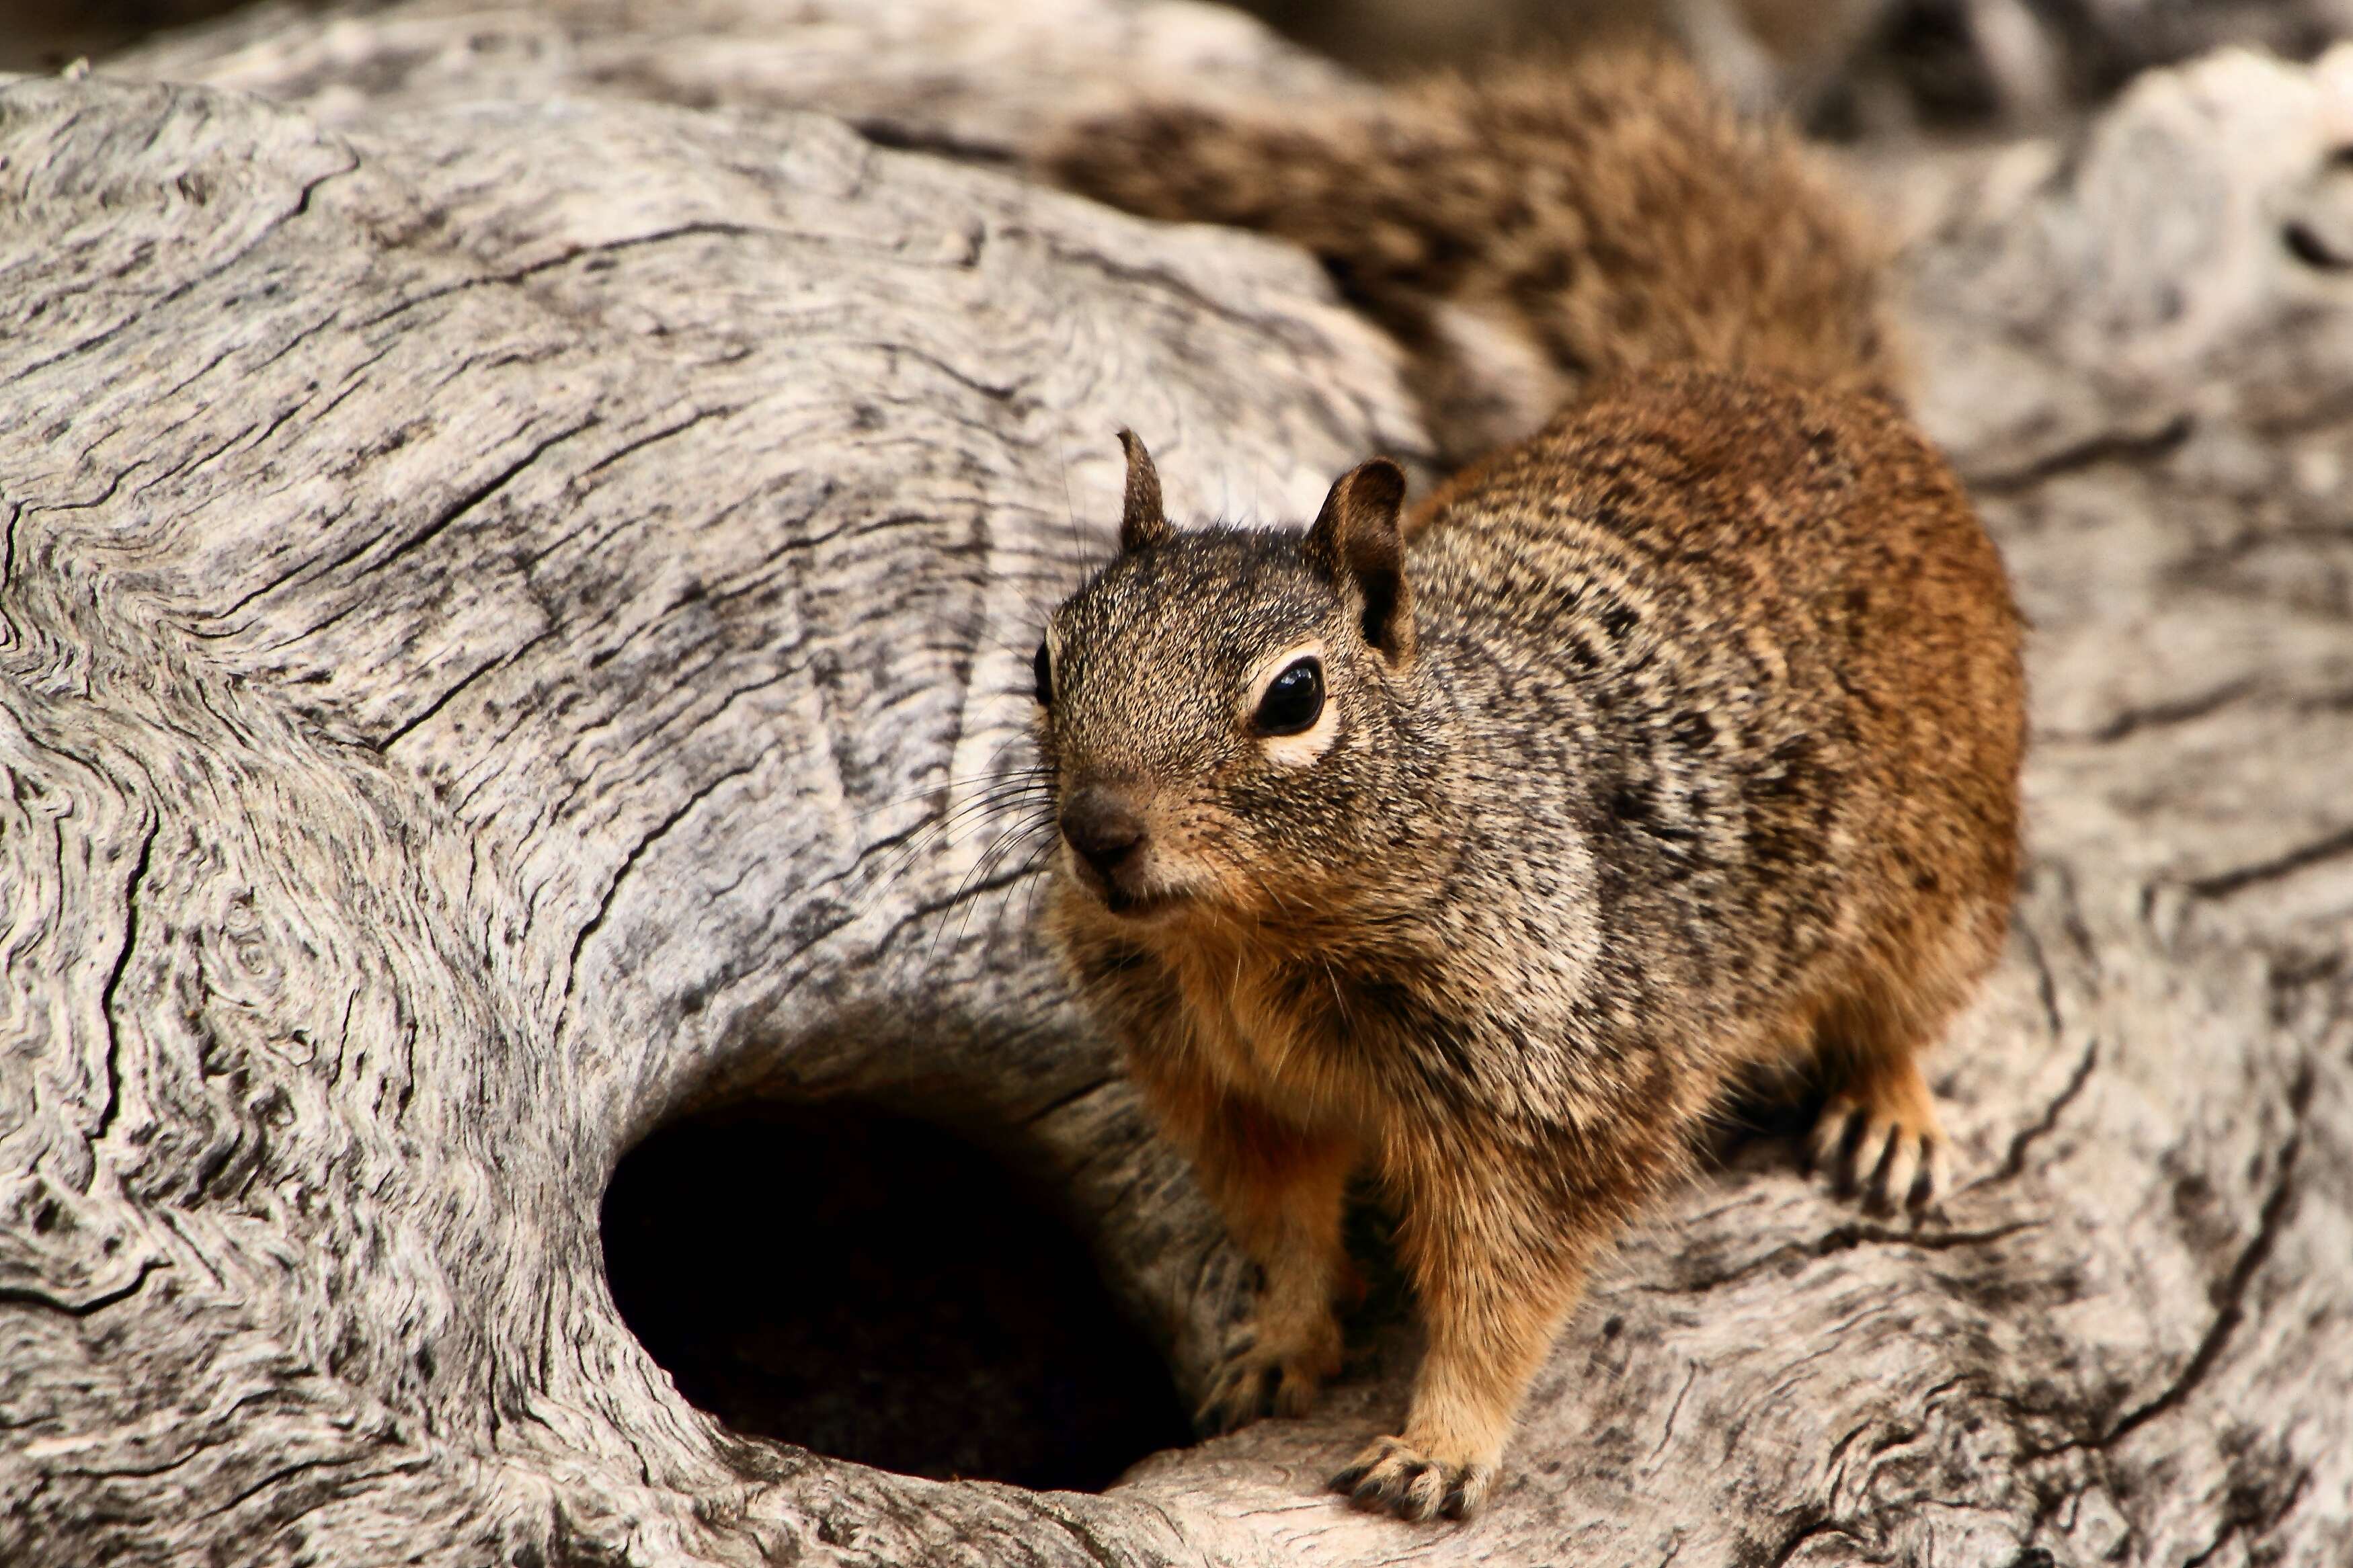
(1042, 50, 1898, 463)
(1028, 55, 2020, 1526)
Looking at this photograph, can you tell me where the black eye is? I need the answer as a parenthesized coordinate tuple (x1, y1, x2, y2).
(1253, 657, 1324, 737)
(1033, 641, 1053, 708)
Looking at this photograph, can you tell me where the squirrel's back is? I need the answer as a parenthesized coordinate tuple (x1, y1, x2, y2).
(1043, 52, 1897, 461)
(1408, 368, 2021, 1059)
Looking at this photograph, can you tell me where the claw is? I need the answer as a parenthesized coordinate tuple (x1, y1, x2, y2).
(1193, 1358, 1273, 1437)
(1807, 1099, 1862, 1183)
(1810, 1087, 1951, 1215)
(1328, 1435, 1491, 1523)
(1195, 1311, 1339, 1436)
(1880, 1132, 1921, 1212)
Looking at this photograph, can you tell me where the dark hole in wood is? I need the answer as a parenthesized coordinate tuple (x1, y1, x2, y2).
(599, 1100, 1191, 1492)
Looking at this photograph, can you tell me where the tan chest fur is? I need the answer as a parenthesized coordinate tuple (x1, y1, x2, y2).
(1152, 921, 1387, 1137)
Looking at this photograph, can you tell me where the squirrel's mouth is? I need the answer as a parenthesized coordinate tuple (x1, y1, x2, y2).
(1088, 880, 1187, 921)
(1062, 851, 1191, 920)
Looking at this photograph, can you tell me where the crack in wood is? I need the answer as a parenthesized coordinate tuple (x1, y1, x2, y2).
(2180, 1465, 2313, 1568)
(2028, 1063, 2313, 1463)
(1, 499, 22, 595)
(1646, 1216, 2047, 1295)
(2186, 823, 2353, 901)
(0, 1255, 165, 1317)
(579, 405, 735, 478)
(378, 627, 555, 752)
(92, 815, 159, 1145)
(1995, 1038, 2099, 1180)
(359, 418, 600, 582)
(2050, 677, 2260, 746)
(559, 755, 766, 1009)
(1965, 413, 2196, 495)
(2014, 917, 2065, 1040)
(1751, 1508, 1852, 1568)
(2100, 1089, 2309, 1447)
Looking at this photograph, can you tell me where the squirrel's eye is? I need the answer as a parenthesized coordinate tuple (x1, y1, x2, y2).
(1032, 641, 1053, 708)
(1253, 657, 1324, 737)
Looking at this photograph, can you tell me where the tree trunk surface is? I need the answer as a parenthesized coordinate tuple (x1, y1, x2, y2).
(3, 4, 2348, 1565)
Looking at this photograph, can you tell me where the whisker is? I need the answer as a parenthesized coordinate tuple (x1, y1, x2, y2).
(846, 784, 1053, 924)
(861, 794, 1051, 907)
(956, 819, 1063, 955)
(1016, 843, 1059, 951)
(930, 810, 1058, 964)
(846, 748, 1051, 850)
(838, 745, 1049, 825)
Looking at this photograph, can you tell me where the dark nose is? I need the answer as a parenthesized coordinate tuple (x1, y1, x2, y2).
(1062, 785, 1146, 882)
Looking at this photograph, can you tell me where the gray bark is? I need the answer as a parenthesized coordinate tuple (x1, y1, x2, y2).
(3, 4, 2348, 1565)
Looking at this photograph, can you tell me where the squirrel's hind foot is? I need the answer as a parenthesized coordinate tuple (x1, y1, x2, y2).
(1193, 1312, 1343, 1436)
(1330, 1435, 1492, 1522)
(1808, 1054, 1952, 1214)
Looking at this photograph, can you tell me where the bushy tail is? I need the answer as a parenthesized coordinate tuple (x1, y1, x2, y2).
(1040, 52, 1897, 463)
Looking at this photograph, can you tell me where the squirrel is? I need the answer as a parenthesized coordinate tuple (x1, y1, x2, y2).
(1024, 50, 2024, 1522)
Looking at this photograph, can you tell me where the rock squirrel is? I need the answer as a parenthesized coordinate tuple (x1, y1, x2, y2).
(1026, 52, 2024, 1522)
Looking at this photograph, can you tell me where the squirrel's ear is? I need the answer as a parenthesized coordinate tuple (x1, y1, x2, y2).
(1306, 458, 1414, 661)
(1115, 429, 1173, 552)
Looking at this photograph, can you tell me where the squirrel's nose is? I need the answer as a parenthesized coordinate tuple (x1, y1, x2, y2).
(1062, 786, 1146, 881)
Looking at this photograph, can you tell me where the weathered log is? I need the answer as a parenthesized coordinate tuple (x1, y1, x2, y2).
(2, 4, 2348, 1564)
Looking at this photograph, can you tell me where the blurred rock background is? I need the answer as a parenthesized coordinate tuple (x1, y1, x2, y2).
(9, 0, 2353, 136)
(0, 0, 255, 72)
(1236, 0, 2353, 133)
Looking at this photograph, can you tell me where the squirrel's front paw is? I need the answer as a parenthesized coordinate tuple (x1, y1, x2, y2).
(1809, 1083, 1950, 1214)
(1330, 1434, 1492, 1522)
(1193, 1311, 1342, 1436)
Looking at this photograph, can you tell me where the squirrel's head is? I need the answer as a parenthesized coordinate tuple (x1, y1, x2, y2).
(1032, 431, 1431, 924)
